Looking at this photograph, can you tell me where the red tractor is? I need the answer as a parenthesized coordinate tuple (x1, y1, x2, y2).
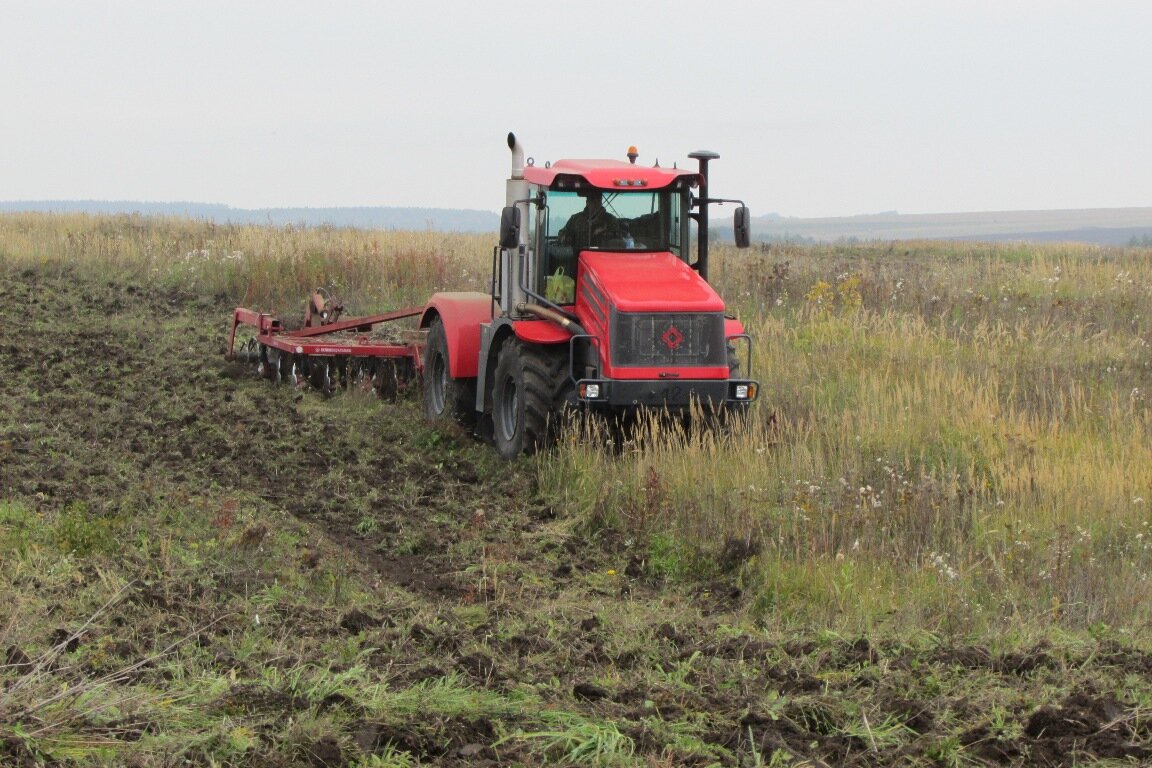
(421, 133, 758, 458)
(228, 133, 758, 458)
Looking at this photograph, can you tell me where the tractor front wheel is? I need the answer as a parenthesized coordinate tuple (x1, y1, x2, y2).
(491, 340, 571, 459)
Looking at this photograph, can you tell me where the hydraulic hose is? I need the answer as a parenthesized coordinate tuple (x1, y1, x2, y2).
(516, 303, 587, 336)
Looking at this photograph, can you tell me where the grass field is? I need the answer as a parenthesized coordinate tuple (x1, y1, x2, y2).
(573, 239, 1152, 634)
(3, 212, 1152, 766)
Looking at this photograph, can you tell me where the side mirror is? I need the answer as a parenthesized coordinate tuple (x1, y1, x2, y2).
(499, 206, 521, 249)
(733, 206, 751, 249)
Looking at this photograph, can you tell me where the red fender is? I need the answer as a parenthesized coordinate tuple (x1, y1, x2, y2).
(512, 319, 571, 345)
(421, 292, 495, 379)
(724, 317, 746, 338)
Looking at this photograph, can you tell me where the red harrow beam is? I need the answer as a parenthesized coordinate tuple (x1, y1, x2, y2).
(226, 303, 427, 397)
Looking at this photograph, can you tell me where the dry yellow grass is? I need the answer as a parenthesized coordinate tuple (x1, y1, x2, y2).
(547, 240, 1152, 634)
(0, 212, 492, 312)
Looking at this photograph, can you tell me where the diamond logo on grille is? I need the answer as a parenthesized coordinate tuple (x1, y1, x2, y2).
(661, 325, 684, 350)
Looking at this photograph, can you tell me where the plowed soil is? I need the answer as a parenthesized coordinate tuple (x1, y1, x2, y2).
(4, 263, 1152, 766)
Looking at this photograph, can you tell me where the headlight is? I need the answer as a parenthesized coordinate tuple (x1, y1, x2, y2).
(733, 383, 758, 401)
(578, 382, 603, 400)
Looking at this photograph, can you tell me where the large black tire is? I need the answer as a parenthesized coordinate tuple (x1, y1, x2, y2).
(423, 317, 476, 425)
(491, 340, 574, 459)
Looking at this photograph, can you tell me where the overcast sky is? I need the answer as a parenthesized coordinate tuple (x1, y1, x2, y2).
(3, 1, 1150, 218)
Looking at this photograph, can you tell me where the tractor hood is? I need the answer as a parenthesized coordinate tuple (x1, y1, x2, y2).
(579, 251, 725, 313)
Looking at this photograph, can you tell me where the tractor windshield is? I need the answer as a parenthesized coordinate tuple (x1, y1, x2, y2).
(548, 189, 685, 257)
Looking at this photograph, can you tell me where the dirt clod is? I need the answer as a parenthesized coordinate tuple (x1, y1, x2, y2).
(339, 609, 382, 634)
(573, 682, 611, 701)
(306, 735, 342, 767)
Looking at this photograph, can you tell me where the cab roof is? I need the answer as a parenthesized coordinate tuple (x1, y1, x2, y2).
(522, 158, 701, 191)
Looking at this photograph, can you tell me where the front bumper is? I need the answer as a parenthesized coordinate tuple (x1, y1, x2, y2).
(576, 378, 759, 409)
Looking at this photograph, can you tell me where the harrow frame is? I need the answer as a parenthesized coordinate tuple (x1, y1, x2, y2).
(226, 303, 428, 395)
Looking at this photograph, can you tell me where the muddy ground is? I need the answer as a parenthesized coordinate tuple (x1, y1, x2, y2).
(4, 264, 1152, 766)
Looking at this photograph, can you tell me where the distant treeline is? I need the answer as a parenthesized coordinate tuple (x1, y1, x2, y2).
(0, 201, 500, 233)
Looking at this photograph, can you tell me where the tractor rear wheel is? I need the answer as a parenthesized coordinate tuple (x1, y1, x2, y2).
(491, 339, 573, 459)
(423, 317, 476, 425)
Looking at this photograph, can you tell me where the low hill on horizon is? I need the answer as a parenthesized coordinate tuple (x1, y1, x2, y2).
(750, 206, 1152, 246)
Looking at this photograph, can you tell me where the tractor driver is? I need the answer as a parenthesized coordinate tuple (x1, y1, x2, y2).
(558, 192, 628, 251)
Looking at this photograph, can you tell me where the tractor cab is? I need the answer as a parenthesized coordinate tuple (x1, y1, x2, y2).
(534, 187, 691, 303)
(506, 157, 705, 315)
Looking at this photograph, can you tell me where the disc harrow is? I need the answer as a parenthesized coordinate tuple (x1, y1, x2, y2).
(226, 294, 426, 399)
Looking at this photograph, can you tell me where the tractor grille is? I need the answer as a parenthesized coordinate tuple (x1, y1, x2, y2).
(611, 311, 727, 368)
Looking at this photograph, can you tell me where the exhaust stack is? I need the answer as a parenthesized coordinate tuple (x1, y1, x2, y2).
(506, 132, 529, 208)
(507, 132, 525, 180)
(503, 133, 531, 311)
